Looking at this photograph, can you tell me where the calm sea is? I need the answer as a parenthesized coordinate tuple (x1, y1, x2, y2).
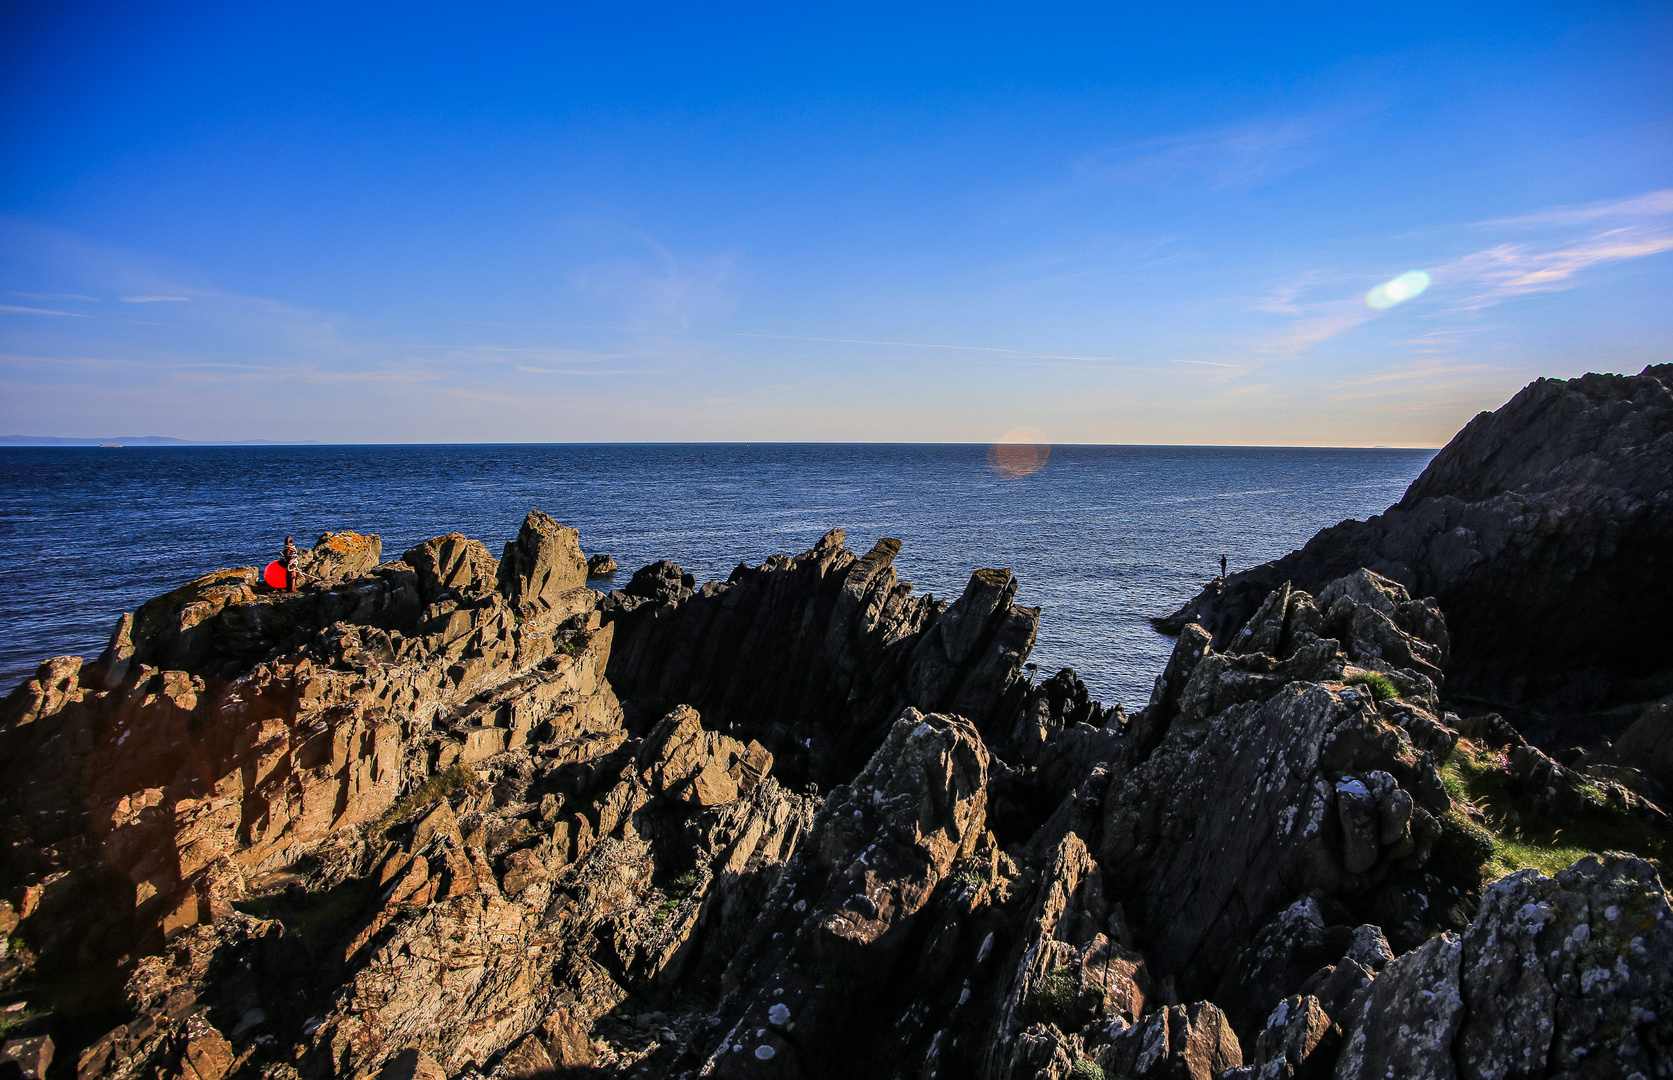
(0, 444, 1433, 708)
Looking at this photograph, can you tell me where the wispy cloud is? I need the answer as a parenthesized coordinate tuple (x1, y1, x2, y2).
(569, 232, 739, 329)
(1475, 188, 1673, 229)
(512, 365, 656, 376)
(1250, 270, 1338, 316)
(1077, 114, 1345, 190)
(1248, 186, 1673, 357)
(0, 351, 444, 386)
(0, 304, 88, 317)
(1322, 358, 1511, 392)
(1255, 304, 1376, 357)
(120, 294, 190, 303)
(1434, 230, 1673, 310)
(1432, 188, 1673, 308)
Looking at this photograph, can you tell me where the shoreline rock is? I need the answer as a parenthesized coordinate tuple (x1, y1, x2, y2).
(0, 366, 1669, 1080)
(1156, 364, 1673, 751)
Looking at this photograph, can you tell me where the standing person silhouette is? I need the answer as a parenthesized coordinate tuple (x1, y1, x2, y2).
(283, 536, 300, 592)
(1219, 553, 1228, 581)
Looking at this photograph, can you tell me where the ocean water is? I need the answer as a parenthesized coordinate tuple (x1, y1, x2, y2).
(0, 444, 1434, 707)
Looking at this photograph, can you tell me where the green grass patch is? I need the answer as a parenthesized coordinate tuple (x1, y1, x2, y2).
(1344, 671, 1400, 702)
(1029, 969, 1080, 1029)
(376, 764, 479, 835)
(1440, 738, 1668, 882)
(1071, 1061, 1110, 1080)
(653, 870, 699, 923)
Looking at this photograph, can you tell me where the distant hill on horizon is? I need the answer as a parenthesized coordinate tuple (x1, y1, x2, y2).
(0, 435, 323, 447)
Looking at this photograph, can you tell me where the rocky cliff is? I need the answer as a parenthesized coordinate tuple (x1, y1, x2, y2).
(1157, 364, 1673, 752)
(1, 382, 1670, 1080)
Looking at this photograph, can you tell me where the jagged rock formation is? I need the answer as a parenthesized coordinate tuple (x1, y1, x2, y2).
(600, 529, 1038, 785)
(2, 370, 1671, 1080)
(1157, 364, 1673, 745)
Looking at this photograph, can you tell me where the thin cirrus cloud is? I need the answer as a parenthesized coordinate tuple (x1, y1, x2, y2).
(512, 365, 659, 376)
(1077, 114, 1345, 190)
(1250, 187, 1673, 357)
(1434, 189, 1673, 308)
(0, 304, 88, 317)
(120, 295, 191, 303)
(566, 232, 739, 330)
(1253, 302, 1376, 359)
(1434, 234, 1673, 311)
(1320, 359, 1516, 404)
(1474, 188, 1673, 229)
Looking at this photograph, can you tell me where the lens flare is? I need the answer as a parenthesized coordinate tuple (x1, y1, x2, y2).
(1366, 270, 1430, 310)
(987, 426, 1051, 478)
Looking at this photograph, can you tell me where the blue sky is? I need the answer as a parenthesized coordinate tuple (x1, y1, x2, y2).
(2, 2, 1669, 445)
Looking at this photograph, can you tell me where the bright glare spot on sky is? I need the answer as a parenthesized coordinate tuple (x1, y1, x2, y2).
(1366, 270, 1432, 310)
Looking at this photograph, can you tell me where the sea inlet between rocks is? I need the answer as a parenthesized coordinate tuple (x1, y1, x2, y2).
(0, 442, 1433, 698)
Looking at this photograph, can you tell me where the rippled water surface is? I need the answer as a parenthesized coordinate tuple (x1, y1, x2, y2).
(0, 444, 1434, 706)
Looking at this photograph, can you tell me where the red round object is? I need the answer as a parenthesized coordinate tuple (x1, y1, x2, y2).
(264, 561, 288, 589)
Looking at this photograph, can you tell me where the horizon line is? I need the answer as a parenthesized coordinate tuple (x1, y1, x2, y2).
(0, 437, 1444, 451)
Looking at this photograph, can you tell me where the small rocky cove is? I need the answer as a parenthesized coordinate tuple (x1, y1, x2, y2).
(1, 366, 1670, 1080)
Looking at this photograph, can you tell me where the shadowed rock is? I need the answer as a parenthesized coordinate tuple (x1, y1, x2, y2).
(602, 530, 1037, 785)
(1156, 365, 1673, 735)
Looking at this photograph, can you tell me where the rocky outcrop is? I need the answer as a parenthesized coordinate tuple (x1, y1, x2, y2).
(0, 1034, 54, 1080)
(300, 703, 814, 1079)
(1098, 1000, 1243, 1080)
(1333, 854, 1672, 1079)
(298, 531, 383, 586)
(1607, 696, 1673, 798)
(1156, 365, 1673, 732)
(1, 483, 1668, 1080)
(118, 562, 422, 679)
(0, 515, 636, 1070)
(497, 510, 591, 620)
(1103, 569, 1469, 1009)
(693, 709, 989, 1077)
(602, 530, 1038, 785)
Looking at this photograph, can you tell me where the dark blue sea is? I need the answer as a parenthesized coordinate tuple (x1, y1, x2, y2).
(0, 444, 1434, 708)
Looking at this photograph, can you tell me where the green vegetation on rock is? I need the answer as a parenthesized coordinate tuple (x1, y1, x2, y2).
(377, 764, 479, 834)
(1343, 670, 1400, 702)
(1029, 968, 1080, 1028)
(654, 870, 699, 923)
(1441, 738, 1668, 881)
